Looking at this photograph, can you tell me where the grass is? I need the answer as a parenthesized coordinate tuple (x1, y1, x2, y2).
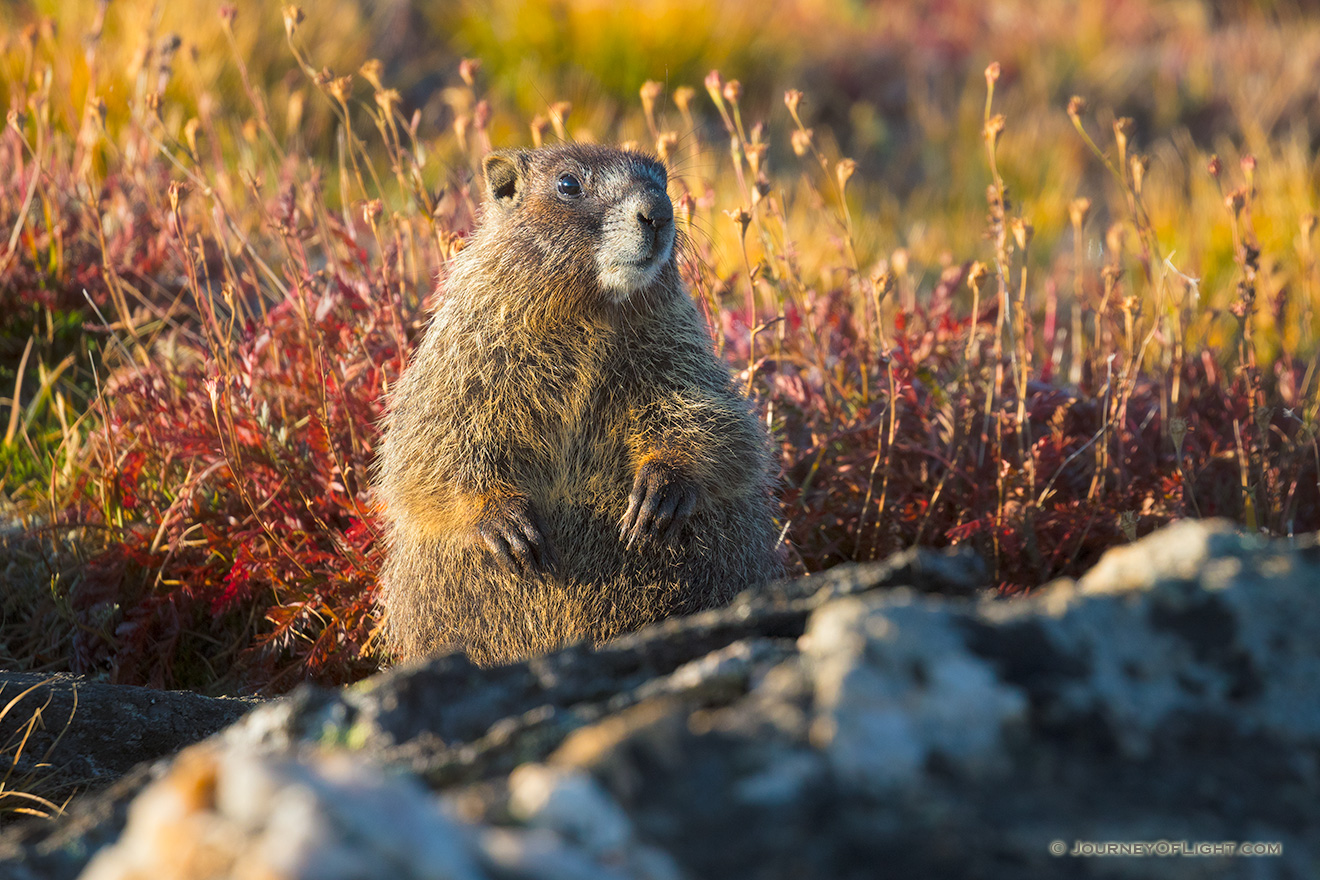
(2, 0, 1319, 693)
(0, 677, 73, 821)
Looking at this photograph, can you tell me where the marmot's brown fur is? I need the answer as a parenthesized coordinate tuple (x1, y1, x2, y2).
(375, 144, 780, 666)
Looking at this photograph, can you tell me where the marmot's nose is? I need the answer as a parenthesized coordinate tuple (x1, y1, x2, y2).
(638, 192, 673, 229)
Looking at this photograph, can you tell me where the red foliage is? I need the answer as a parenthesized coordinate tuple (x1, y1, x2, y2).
(63, 276, 404, 691)
(0, 130, 177, 316)
(759, 287, 1320, 592)
(1, 132, 411, 691)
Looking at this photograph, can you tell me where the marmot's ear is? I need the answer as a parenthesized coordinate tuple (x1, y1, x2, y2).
(482, 151, 529, 210)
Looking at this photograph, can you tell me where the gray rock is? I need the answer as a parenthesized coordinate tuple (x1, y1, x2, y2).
(0, 673, 256, 804)
(507, 764, 634, 855)
(77, 744, 484, 880)
(2, 525, 1318, 880)
(801, 590, 1027, 790)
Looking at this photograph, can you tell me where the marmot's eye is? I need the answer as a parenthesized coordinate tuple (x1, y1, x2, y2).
(557, 173, 583, 198)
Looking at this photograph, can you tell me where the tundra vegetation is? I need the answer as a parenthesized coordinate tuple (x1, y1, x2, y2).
(1, 0, 1317, 722)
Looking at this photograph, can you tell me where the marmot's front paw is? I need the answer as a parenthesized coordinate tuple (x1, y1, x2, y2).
(474, 494, 559, 578)
(619, 459, 698, 549)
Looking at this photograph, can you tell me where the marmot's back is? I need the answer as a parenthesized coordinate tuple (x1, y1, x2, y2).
(375, 144, 780, 666)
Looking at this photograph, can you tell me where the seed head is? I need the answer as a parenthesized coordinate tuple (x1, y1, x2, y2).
(722, 79, 743, 105)
(183, 117, 201, 157)
(791, 128, 814, 157)
(656, 131, 678, 163)
(871, 267, 895, 297)
(1226, 187, 1247, 216)
(549, 101, 571, 140)
(1069, 197, 1091, 229)
(891, 248, 909, 277)
(983, 114, 1005, 148)
(529, 114, 548, 148)
(1105, 223, 1126, 258)
(745, 142, 768, 177)
(459, 58, 481, 87)
(640, 80, 663, 117)
(359, 59, 384, 91)
(1241, 154, 1256, 191)
(676, 192, 694, 228)
(1066, 95, 1087, 119)
(168, 180, 188, 214)
(835, 158, 857, 193)
(704, 70, 724, 105)
(1011, 217, 1034, 250)
(1207, 154, 1222, 178)
(673, 86, 696, 116)
(374, 89, 400, 115)
(282, 6, 304, 39)
(968, 261, 989, 290)
(726, 206, 752, 238)
(1129, 153, 1148, 194)
(784, 89, 803, 120)
(328, 75, 353, 104)
(1113, 117, 1134, 156)
(985, 62, 1001, 87)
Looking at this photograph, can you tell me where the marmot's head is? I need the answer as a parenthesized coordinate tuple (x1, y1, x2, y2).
(478, 145, 675, 304)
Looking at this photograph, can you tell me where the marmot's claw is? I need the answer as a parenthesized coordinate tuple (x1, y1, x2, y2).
(659, 490, 696, 545)
(476, 523, 516, 574)
(476, 496, 558, 578)
(620, 460, 698, 549)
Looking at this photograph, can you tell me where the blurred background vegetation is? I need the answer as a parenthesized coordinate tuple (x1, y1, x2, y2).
(6, 0, 1320, 322)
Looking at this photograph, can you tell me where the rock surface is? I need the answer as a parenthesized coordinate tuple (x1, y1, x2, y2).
(2, 520, 1318, 879)
(0, 674, 256, 808)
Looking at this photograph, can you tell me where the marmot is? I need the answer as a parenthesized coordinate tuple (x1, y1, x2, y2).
(375, 144, 780, 666)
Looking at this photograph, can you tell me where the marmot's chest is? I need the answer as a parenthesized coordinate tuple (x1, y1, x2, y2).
(480, 325, 636, 506)
(470, 318, 623, 436)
